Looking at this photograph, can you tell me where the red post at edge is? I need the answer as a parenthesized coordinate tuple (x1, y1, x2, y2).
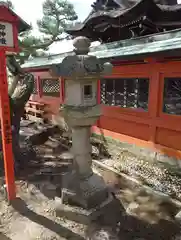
(61, 78, 65, 103)
(0, 50, 16, 201)
(37, 76, 42, 98)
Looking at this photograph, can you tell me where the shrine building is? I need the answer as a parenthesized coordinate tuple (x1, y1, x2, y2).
(22, 0, 181, 164)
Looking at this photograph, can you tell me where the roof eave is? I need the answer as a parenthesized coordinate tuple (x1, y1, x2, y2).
(18, 19, 31, 33)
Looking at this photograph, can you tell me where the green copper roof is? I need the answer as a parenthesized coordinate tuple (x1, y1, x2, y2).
(21, 28, 181, 69)
(21, 51, 74, 69)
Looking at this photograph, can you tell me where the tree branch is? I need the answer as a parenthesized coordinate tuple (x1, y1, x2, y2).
(8, 75, 20, 96)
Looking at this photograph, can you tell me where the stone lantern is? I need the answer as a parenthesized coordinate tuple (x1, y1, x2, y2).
(52, 36, 113, 209)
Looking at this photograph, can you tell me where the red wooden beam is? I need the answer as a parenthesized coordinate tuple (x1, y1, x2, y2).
(0, 50, 16, 201)
(25, 67, 49, 73)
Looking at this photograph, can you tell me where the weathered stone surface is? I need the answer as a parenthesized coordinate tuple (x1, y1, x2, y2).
(86, 227, 119, 240)
(61, 172, 109, 209)
(126, 202, 140, 216)
(136, 196, 150, 204)
(55, 194, 116, 224)
(175, 210, 181, 222)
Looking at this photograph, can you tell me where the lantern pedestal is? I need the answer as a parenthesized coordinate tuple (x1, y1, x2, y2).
(61, 105, 109, 209)
(55, 193, 116, 226)
(62, 171, 110, 209)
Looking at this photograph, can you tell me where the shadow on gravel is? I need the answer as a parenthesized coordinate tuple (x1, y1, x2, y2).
(0, 233, 11, 240)
(12, 198, 84, 240)
(117, 214, 180, 240)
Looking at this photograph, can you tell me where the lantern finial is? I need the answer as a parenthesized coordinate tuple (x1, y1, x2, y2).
(73, 36, 91, 55)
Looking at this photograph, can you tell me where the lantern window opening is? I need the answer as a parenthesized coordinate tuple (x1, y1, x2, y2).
(83, 84, 93, 99)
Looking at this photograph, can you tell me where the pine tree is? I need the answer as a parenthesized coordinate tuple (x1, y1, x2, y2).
(37, 0, 78, 46)
(5, 0, 78, 63)
(5, 0, 13, 8)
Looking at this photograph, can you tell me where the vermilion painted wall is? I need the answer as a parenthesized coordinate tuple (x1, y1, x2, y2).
(29, 70, 63, 117)
(26, 60, 181, 160)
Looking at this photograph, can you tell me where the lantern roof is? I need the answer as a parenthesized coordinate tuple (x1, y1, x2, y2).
(0, 2, 31, 33)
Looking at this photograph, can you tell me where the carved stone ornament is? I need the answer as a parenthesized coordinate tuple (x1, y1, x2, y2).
(51, 36, 113, 79)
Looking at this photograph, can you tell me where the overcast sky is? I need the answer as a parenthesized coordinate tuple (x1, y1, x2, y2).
(12, 0, 181, 54)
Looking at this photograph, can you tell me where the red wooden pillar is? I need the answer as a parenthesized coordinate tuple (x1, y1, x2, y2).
(61, 78, 65, 103)
(96, 79, 101, 128)
(37, 76, 42, 98)
(0, 50, 16, 201)
(97, 79, 101, 104)
(147, 59, 160, 143)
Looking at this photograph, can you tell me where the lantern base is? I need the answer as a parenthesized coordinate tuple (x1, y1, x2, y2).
(55, 193, 117, 225)
(61, 171, 110, 209)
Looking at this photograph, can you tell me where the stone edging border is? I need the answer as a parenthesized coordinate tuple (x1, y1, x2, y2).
(93, 159, 181, 209)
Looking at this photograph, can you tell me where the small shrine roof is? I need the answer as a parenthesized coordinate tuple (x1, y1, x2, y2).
(21, 28, 181, 69)
(0, 2, 30, 32)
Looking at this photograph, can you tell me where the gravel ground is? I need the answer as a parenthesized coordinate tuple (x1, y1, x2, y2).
(0, 122, 181, 239)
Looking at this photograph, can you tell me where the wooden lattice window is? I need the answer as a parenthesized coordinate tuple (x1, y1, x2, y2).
(42, 79, 60, 97)
(163, 77, 181, 115)
(32, 77, 37, 94)
(101, 78, 149, 111)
